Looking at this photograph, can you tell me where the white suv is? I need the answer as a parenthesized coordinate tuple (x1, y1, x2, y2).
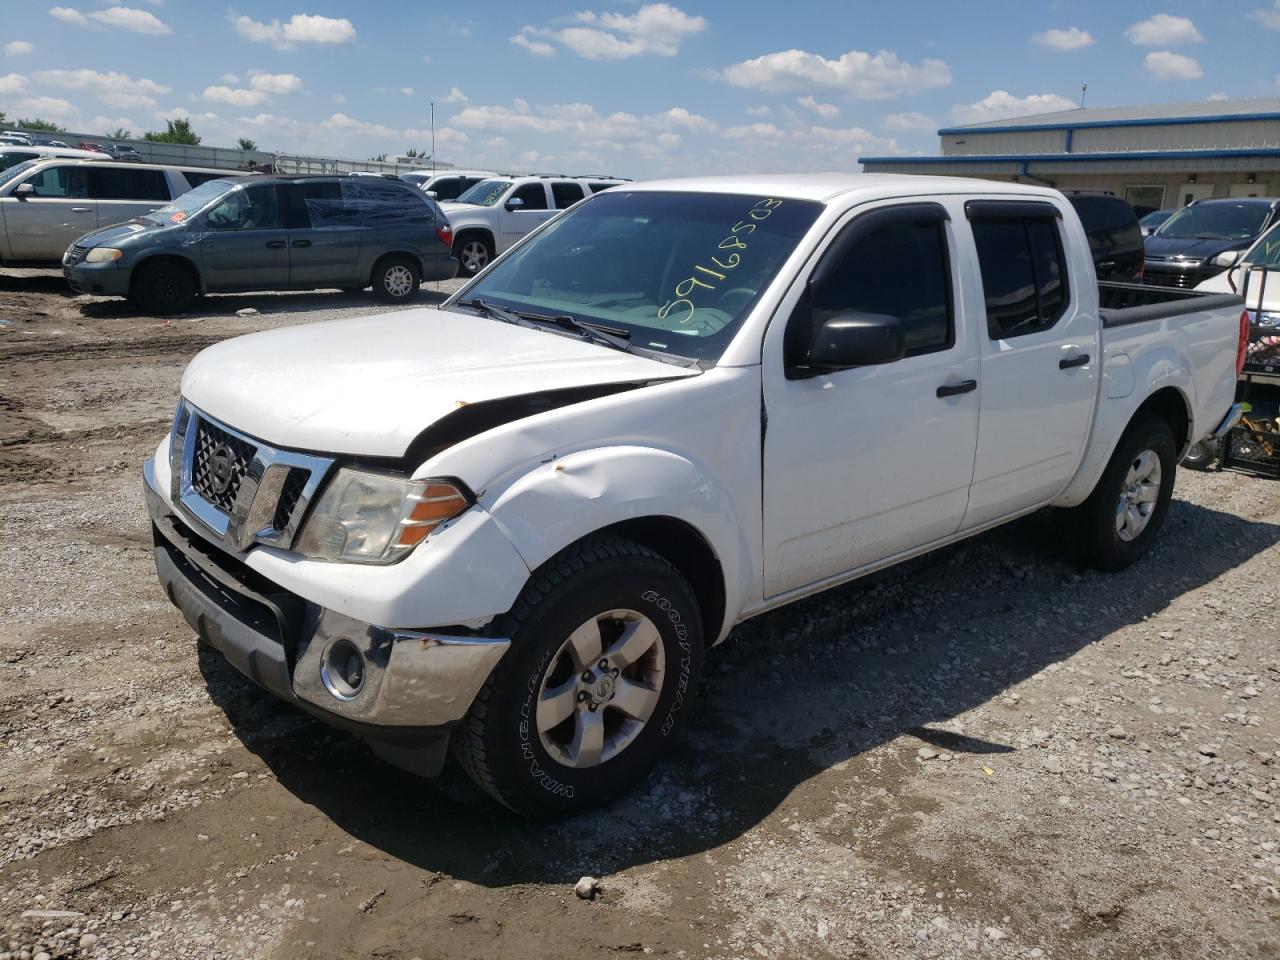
(441, 174, 626, 275)
(401, 169, 495, 202)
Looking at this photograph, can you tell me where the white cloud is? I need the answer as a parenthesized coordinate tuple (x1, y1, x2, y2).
(4, 40, 33, 56)
(721, 47, 952, 99)
(0, 73, 28, 95)
(248, 71, 302, 94)
(797, 95, 838, 118)
(883, 111, 937, 131)
(1143, 50, 1203, 80)
(15, 96, 76, 118)
(950, 90, 1076, 125)
(724, 122, 781, 139)
(512, 3, 705, 60)
(1207, 91, 1230, 101)
(1249, 1, 1280, 29)
(745, 105, 771, 117)
(400, 87, 414, 96)
(201, 85, 269, 107)
(221, 72, 240, 84)
(231, 13, 356, 49)
(509, 32, 556, 57)
(439, 86, 468, 104)
(1125, 14, 1203, 46)
(49, 7, 90, 26)
(1032, 27, 1094, 51)
(33, 68, 171, 109)
(90, 5, 170, 34)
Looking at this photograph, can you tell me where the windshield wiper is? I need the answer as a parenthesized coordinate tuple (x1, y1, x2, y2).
(457, 297, 541, 330)
(522, 312, 634, 352)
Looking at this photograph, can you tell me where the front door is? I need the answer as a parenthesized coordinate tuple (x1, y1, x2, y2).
(960, 201, 1100, 531)
(497, 182, 554, 253)
(2, 164, 94, 260)
(198, 182, 289, 291)
(762, 200, 980, 597)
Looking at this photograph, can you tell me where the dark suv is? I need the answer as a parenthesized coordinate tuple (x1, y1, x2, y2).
(1143, 197, 1280, 289)
(64, 174, 457, 313)
(1061, 191, 1144, 283)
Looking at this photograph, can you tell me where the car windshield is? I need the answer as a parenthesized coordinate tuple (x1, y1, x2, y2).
(454, 178, 512, 206)
(0, 158, 39, 186)
(1139, 211, 1171, 229)
(0, 151, 37, 174)
(148, 179, 235, 224)
(1244, 222, 1280, 269)
(1156, 202, 1273, 241)
(453, 190, 823, 362)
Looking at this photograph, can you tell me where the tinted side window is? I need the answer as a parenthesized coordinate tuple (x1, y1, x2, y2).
(23, 165, 88, 198)
(342, 179, 433, 226)
(589, 182, 619, 193)
(283, 181, 353, 229)
(511, 183, 547, 210)
(972, 219, 1070, 339)
(551, 181, 585, 209)
(205, 183, 282, 231)
(90, 167, 169, 201)
(430, 177, 463, 200)
(802, 216, 954, 358)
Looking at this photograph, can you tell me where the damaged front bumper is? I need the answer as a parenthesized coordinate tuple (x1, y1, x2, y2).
(144, 457, 509, 776)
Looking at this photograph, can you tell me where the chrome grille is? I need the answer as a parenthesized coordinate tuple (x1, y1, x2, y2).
(272, 467, 310, 532)
(1143, 270, 1196, 289)
(192, 419, 256, 513)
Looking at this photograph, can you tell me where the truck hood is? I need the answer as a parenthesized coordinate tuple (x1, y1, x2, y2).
(181, 307, 696, 458)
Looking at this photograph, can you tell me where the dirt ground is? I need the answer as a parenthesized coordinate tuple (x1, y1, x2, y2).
(0, 270, 1277, 960)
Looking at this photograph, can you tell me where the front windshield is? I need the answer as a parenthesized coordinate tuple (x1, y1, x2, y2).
(0, 158, 39, 186)
(0, 151, 37, 174)
(1244, 222, 1280, 269)
(455, 190, 822, 362)
(454, 178, 512, 206)
(149, 179, 236, 224)
(1156, 202, 1272, 241)
(1139, 211, 1170, 229)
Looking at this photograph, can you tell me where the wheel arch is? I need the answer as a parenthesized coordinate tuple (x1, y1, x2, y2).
(1133, 385, 1192, 454)
(129, 252, 202, 296)
(369, 249, 424, 284)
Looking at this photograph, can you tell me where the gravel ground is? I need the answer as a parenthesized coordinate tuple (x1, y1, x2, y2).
(0, 269, 1277, 960)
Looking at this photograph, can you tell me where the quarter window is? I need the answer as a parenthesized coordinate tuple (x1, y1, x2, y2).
(551, 181, 585, 209)
(429, 177, 463, 200)
(90, 167, 169, 201)
(511, 183, 547, 210)
(971, 216, 1070, 339)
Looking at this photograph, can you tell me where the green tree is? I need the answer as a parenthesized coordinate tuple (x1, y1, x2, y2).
(236, 137, 258, 151)
(369, 153, 387, 162)
(17, 118, 66, 133)
(404, 147, 428, 158)
(143, 118, 201, 145)
(0, 111, 7, 126)
(107, 126, 132, 140)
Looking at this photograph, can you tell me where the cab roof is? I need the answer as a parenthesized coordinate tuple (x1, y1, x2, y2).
(624, 172, 1060, 204)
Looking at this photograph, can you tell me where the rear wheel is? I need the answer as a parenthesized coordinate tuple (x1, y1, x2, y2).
(1062, 416, 1177, 571)
(372, 256, 420, 303)
(1181, 437, 1220, 471)
(452, 536, 704, 818)
(454, 234, 494, 277)
(132, 260, 196, 314)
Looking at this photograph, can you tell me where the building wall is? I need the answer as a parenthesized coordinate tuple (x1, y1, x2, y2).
(942, 130, 1065, 155)
(942, 118, 1280, 157)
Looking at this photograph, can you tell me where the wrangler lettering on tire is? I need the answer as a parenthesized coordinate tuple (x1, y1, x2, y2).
(452, 535, 704, 818)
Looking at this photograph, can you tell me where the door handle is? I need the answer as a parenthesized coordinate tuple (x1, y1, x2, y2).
(292, 239, 312, 248)
(936, 379, 977, 398)
(70, 206, 92, 213)
(1059, 354, 1091, 369)
(265, 240, 287, 249)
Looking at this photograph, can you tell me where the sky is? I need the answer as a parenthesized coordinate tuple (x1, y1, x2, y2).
(1, 1, 1279, 178)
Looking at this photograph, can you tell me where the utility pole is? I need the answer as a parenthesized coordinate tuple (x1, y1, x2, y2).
(1080, 83, 1088, 108)
(430, 101, 436, 174)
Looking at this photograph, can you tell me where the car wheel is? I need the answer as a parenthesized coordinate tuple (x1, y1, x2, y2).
(1062, 416, 1177, 571)
(1181, 437, 1220, 471)
(454, 234, 494, 278)
(372, 256, 420, 303)
(132, 261, 196, 315)
(452, 535, 705, 818)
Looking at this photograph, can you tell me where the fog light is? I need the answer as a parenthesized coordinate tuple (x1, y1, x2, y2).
(320, 638, 365, 701)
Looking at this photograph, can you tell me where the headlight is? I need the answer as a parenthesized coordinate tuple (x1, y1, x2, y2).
(294, 468, 470, 565)
(84, 247, 123, 263)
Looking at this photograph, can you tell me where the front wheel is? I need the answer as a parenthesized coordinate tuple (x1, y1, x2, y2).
(1061, 416, 1177, 571)
(452, 536, 704, 818)
(132, 260, 196, 314)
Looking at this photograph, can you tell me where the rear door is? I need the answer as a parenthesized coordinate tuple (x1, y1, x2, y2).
(281, 180, 361, 288)
(551, 180, 586, 211)
(1, 163, 94, 260)
(90, 166, 170, 228)
(960, 200, 1099, 531)
(197, 182, 290, 291)
(497, 182, 553, 252)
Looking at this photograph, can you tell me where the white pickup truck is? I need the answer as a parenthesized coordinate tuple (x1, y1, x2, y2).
(144, 174, 1247, 816)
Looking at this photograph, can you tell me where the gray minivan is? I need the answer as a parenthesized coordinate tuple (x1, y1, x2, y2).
(63, 174, 458, 313)
(0, 158, 242, 263)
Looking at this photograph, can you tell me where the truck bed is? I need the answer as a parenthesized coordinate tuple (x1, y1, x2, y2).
(1098, 281, 1242, 328)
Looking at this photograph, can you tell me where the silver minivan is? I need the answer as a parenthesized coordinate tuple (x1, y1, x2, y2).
(0, 159, 247, 263)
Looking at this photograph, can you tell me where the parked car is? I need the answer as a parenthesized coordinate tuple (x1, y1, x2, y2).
(104, 144, 143, 163)
(0, 145, 106, 175)
(141, 173, 1246, 816)
(1060, 190, 1144, 283)
(1144, 197, 1280, 288)
(402, 169, 495, 201)
(442, 174, 627, 276)
(0, 158, 244, 264)
(1, 131, 32, 145)
(64, 174, 457, 312)
(78, 141, 109, 153)
(1195, 219, 1280, 325)
(1139, 209, 1174, 237)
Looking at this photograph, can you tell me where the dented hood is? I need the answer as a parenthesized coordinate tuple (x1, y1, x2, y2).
(181, 307, 695, 457)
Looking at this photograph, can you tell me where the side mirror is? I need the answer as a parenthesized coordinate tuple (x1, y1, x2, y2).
(801, 312, 906, 375)
(12, 182, 34, 198)
(1213, 250, 1241, 268)
(504, 196, 525, 211)
(424, 190, 438, 199)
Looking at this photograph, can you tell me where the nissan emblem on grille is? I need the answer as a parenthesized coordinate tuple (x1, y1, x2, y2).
(207, 444, 238, 496)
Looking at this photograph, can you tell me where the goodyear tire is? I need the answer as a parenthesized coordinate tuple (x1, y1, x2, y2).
(452, 535, 704, 818)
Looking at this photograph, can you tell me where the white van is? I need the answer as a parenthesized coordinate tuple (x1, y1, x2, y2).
(0, 158, 247, 264)
(0, 145, 103, 175)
